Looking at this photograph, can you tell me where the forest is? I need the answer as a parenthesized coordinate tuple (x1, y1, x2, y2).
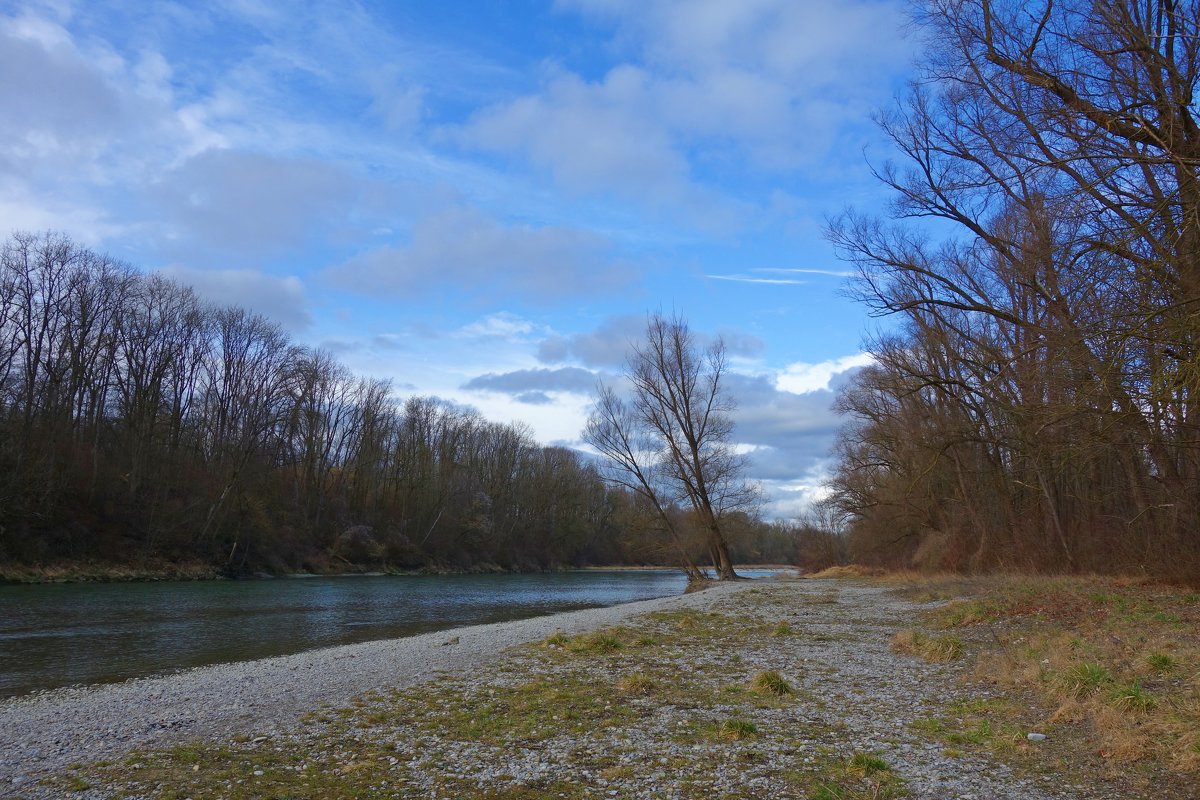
(0, 231, 797, 579)
(826, 0, 1200, 585)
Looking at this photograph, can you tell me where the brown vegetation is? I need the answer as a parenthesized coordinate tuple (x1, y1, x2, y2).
(886, 572, 1200, 783)
(0, 233, 798, 578)
(826, 0, 1200, 584)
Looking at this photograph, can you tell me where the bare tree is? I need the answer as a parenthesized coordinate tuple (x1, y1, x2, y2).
(586, 313, 757, 580)
(826, 0, 1200, 582)
(584, 385, 705, 579)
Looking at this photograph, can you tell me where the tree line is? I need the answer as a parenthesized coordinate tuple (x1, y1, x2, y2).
(0, 232, 800, 577)
(826, 0, 1200, 584)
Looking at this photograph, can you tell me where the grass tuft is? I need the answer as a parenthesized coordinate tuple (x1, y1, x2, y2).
(567, 631, 624, 654)
(890, 629, 964, 662)
(719, 718, 759, 740)
(750, 670, 794, 697)
(1146, 652, 1176, 674)
(617, 674, 656, 695)
(1110, 680, 1155, 713)
(543, 631, 569, 648)
(1058, 662, 1112, 698)
(848, 752, 890, 776)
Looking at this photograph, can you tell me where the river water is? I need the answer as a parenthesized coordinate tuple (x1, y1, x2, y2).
(0, 570, 700, 698)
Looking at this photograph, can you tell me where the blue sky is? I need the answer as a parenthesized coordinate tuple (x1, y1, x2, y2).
(2, 0, 915, 518)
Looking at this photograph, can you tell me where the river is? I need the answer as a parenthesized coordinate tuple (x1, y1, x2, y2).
(0, 570, 710, 698)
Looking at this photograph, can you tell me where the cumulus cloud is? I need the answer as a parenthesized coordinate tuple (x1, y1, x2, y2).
(0, 17, 126, 170)
(515, 391, 554, 405)
(0, 9, 222, 237)
(563, 0, 906, 86)
(457, 312, 539, 341)
(327, 206, 633, 303)
(455, 66, 691, 202)
(776, 353, 873, 394)
(726, 372, 843, 480)
(157, 266, 312, 331)
(721, 353, 871, 516)
(538, 315, 765, 368)
(452, 0, 909, 209)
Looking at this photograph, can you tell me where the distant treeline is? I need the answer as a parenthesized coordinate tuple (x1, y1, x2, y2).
(825, 1, 1200, 585)
(0, 231, 799, 578)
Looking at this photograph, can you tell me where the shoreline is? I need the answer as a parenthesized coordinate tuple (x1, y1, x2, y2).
(0, 563, 797, 587)
(0, 562, 741, 586)
(0, 579, 758, 790)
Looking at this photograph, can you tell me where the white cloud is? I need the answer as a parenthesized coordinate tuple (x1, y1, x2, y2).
(457, 312, 540, 340)
(536, 314, 645, 367)
(758, 461, 839, 519)
(463, 366, 599, 396)
(776, 353, 873, 394)
(453, 0, 910, 210)
(150, 149, 366, 256)
(707, 274, 807, 285)
(0, 10, 218, 183)
(455, 65, 691, 202)
(756, 268, 855, 278)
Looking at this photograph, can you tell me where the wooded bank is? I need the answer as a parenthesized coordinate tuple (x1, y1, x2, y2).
(826, 0, 1200, 585)
(0, 232, 799, 579)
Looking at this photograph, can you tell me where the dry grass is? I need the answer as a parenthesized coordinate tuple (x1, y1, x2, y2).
(750, 670, 794, 697)
(889, 629, 964, 662)
(806, 564, 889, 579)
(907, 573, 1200, 777)
(616, 673, 657, 695)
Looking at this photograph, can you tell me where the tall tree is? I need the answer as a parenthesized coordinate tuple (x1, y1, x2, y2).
(586, 313, 757, 580)
(584, 385, 705, 579)
(827, 0, 1200, 582)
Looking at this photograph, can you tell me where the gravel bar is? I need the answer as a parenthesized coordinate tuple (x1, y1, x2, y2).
(0, 581, 751, 794)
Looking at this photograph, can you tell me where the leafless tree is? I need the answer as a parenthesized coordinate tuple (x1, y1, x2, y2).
(827, 0, 1200, 582)
(584, 385, 705, 579)
(587, 313, 758, 580)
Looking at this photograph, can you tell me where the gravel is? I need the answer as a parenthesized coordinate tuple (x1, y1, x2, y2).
(3, 579, 1105, 798)
(0, 580, 746, 794)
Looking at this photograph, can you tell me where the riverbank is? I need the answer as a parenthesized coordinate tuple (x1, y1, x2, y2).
(0, 560, 726, 585)
(0, 581, 751, 794)
(9, 576, 1181, 799)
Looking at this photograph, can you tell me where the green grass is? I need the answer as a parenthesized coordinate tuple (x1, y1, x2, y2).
(1110, 680, 1155, 713)
(1146, 652, 1176, 673)
(567, 631, 623, 653)
(1058, 662, 1113, 698)
(806, 752, 906, 800)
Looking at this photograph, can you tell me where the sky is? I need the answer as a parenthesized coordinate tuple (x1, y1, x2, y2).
(1, 0, 916, 519)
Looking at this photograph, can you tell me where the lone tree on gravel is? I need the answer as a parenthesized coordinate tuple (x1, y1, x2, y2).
(584, 313, 758, 580)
